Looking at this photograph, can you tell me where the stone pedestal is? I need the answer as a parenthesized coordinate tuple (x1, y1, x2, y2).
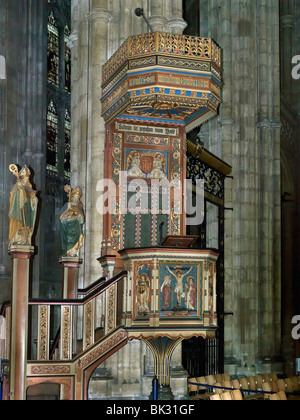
(60, 256, 83, 299)
(144, 337, 183, 400)
(8, 245, 35, 400)
(170, 345, 190, 400)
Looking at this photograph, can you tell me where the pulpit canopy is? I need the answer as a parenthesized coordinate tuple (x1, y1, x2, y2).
(101, 32, 222, 132)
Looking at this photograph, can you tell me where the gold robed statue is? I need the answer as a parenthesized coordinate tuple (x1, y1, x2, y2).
(60, 185, 85, 257)
(8, 164, 38, 247)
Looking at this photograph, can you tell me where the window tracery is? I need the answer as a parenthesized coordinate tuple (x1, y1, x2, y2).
(46, 99, 58, 174)
(46, 3, 71, 181)
(47, 12, 59, 87)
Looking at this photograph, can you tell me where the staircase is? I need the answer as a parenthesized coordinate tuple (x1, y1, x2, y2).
(0, 271, 128, 400)
(1, 246, 220, 400)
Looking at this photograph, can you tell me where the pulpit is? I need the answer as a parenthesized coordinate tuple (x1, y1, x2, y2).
(100, 31, 224, 398)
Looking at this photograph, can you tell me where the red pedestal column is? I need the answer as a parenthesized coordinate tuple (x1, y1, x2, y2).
(8, 245, 35, 400)
(60, 257, 83, 299)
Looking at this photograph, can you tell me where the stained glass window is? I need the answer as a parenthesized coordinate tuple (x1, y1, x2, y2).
(46, 5, 71, 178)
(64, 25, 71, 93)
(47, 12, 59, 86)
(47, 99, 58, 173)
(64, 108, 71, 178)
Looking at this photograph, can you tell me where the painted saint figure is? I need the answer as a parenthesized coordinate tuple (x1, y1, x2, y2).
(127, 151, 146, 178)
(136, 273, 150, 315)
(8, 164, 38, 247)
(147, 153, 167, 179)
(60, 185, 84, 257)
(161, 275, 172, 309)
(185, 276, 197, 310)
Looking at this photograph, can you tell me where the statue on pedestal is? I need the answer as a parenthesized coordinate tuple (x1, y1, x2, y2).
(8, 164, 38, 247)
(60, 185, 84, 257)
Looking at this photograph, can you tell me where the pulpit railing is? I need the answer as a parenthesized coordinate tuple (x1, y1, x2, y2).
(0, 304, 10, 362)
(0, 271, 127, 363)
(102, 31, 221, 86)
(28, 271, 126, 361)
(29, 271, 126, 361)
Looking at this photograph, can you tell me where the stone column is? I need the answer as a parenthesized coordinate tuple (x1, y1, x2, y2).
(81, 2, 112, 285)
(198, 0, 282, 375)
(8, 245, 35, 400)
(148, 0, 169, 32)
(281, 198, 297, 376)
(168, 0, 187, 34)
(0, 0, 8, 299)
(256, 0, 282, 366)
(169, 344, 190, 400)
(280, 1, 295, 104)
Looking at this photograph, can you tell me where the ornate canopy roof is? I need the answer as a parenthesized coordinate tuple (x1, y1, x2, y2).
(101, 32, 222, 132)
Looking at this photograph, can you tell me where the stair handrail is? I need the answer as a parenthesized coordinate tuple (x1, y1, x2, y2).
(29, 270, 127, 361)
(29, 270, 127, 306)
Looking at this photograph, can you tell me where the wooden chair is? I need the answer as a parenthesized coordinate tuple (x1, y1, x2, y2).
(277, 379, 286, 392)
(284, 378, 293, 393)
(206, 375, 216, 386)
(231, 379, 240, 390)
(278, 391, 287, 400)
(247, 376, 257, 390)
(270, 373, 278, 382)
(232, 389, 243, 400)
(210, 394, 222, 400)
(223, 373, 231, 382)
(270, 380, 279, 393)
(262, 382, 272, 400)
(254, 375, 263, 389)
(215, 374, 223, 383)
(188, 378, 199, 393)
(262, 373, 270, 383)
(213, 383, 223, 395)
(270, 393, 280, 400)
(196, 376, 207, 391)
(239, 377, 249, 390)
(222, 381, 233, 392)
(221, 392, 233, 400)
(291, 376, 300, 392)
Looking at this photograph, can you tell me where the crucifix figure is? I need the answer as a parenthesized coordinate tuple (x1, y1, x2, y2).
(165, 266, 193, 307)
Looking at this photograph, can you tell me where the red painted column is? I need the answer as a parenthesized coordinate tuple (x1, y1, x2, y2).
(60, 257, 83, 299)
(8, 245, 35, 400)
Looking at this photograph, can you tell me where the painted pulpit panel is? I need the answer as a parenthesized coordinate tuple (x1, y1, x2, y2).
(159, 263, 202, 319)
(125, 149, 169, 180)
(133, 262, 152, 318)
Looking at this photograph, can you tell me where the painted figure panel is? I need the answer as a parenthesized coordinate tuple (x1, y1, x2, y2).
(125, 149, 168, 180)
(160, 263, 200, 317)
(135, 263, 151, 318)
